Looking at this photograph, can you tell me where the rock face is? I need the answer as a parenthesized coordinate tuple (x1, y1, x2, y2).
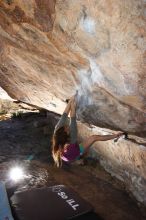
(0, 0, 146, 205)
(77, 122, 146, 206)
(0, 0, 146, 136)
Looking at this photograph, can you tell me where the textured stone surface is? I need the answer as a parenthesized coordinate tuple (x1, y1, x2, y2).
(77, 122, 146, 205)
(0, 0, 146, 206)
(0, 0, 146, 136)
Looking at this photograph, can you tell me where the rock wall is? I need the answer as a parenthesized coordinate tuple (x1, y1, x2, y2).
(0, 0, 146, 135)
(0, 0, 146, 205)
(77, 122, 146, 205)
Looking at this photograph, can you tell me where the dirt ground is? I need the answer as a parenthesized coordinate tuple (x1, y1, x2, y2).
(0, 108, 146, 220)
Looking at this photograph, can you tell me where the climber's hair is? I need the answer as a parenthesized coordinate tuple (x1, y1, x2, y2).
(52, 126, 70, 167)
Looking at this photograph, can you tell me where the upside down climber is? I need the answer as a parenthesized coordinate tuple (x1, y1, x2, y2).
(52, 96, 124, 167)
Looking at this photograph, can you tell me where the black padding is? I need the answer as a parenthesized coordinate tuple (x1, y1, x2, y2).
(73, 212, 104, 220)
(10, 185, 93, 220)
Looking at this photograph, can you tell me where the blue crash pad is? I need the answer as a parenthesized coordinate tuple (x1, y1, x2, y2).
(0, 181, 14, 220)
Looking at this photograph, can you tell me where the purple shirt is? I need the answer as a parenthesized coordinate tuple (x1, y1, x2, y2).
(61, 143, 80, 162)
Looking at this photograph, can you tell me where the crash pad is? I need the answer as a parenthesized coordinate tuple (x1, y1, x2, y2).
(0, 181, 14, 220)
(10, 185, 93, 220)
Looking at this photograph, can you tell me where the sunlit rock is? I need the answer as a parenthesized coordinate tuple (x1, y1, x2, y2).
(0, 0, 145, 135)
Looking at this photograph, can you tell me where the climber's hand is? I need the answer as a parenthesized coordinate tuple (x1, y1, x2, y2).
(116, 132, 125, 138)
